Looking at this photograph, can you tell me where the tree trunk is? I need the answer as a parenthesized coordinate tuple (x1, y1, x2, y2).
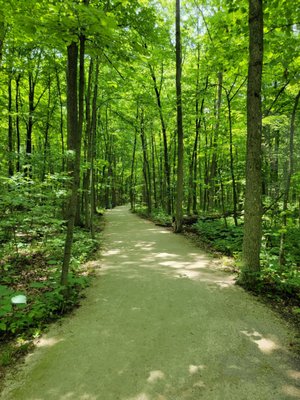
(15, 74, 21, 172)
(74, 34, 86, 227)
(208, 72, 223, 211)
(149, 64, 171, 214)
(241, 0, 264, 286)
(279, 90, 300, 266)
(55, 66, 65, 172)
(140, 109, 152, 214)
(8, 75, 13, 176)
(61, 41, 80, 287)
(174, 0, 184, 233)
(227, 92, 238, 226)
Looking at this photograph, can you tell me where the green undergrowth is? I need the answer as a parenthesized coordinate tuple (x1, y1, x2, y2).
(131, 205, 172, 226)
(0, 174, 102, 341)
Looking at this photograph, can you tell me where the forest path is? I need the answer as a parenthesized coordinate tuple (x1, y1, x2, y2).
(1, 206, 299, 400)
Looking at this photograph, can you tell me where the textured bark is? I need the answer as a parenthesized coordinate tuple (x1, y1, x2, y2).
(241, 0, 264, 285)
(15, 74, 21, 172)
(61, 42, 80, 287)
(208, 72, 223, 211)
(279, 91, 300, 265)
(149, 64, 171, 214)
(174, 0, 184, 233)
(8, 75, 13, 176)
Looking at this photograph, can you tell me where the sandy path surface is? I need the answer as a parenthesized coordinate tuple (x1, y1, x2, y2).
(1, 205, 299, 400)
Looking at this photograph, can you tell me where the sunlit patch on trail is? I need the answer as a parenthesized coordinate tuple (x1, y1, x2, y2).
(287, 370, 300, 380)
(126, 393, 150, 400)
(155, 252, 179, 258)
(193, 380, 206, 388)
(189, 364, 205, 375)
(35, 337, 64, 348)
(146, 228, 170, 234)
(147, 370, 165, 383)
(159, 260, 190, 269)
(282, 385, 300, 398)
(102, 249, 121, 256)
(241, 330, 280, 354)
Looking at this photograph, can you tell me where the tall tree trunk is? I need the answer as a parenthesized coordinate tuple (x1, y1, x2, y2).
(279, 90, 300, 266)
(241, 0, 264, 286)
(42, 77, 52, 181)
(140, 109, 152, 214)
(208, 72, 223, 211)
(15, 74, 21, 172)
(174, 0, 184, 233)
(89, 57, 100, 236)
(75, 34, 86, 226)
(55, 67, 65, 172)
(227, 92, 238, 226)
(130, 128, 137, 210)
(61, 41, 80, 287)
(83, 58, 93, 228)
(8, 75, 13, 176)
(149, 64, 171, 214)
(25, 71, 35, 176)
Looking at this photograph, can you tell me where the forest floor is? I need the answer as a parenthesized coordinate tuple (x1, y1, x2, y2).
(1, 205, 300, 400)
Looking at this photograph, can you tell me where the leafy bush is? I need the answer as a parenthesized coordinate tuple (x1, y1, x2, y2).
(192, 218, 244, 256)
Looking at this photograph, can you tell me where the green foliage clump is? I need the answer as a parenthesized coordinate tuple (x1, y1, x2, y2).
(192, 218, 244, 256)
(0, 174, 100, 339)
(151, 208, 172, 226)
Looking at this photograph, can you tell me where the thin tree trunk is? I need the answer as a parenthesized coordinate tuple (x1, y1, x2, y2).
(15, 74, 21, 172)
(89, 57, 100, 237)
(130, 120, 138, 210)
(55, 67, 65, 172)
(75, 34, 86, 226)
(8, 75, 13, 176)
(174, 0, 184, 233)
(149, 64, 171, 214)
(227, 92, 238, 226)
(279, 90, 300, 265)
(42, 77, 52, 181)
(241, 0, 264, 286)
(208, 72, 223, 211)
(140, 109, 152, 213)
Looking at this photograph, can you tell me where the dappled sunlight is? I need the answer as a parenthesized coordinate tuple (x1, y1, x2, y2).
(189, 364, 205, 375)
(35, 337, 64, 348)
(147, 370, 165, 383)
(193, 380, 206, 388)
(59, 393, 98, 400)
(125, 393, 150, 400)
(102, 249, 122, 256)
(159, 260, 190, 269)
(154, 252, 179, 259)
(241, 330, 280, 354)
(287, 370, 300, 380)
(59, 392, 99, 400)
(282, 385, 300, 398)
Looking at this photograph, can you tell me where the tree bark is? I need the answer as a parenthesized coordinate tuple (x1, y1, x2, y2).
(8, 75, 13, 176)
(15, 74, 21, 172)
(174, 0, 184, 233)
(61, 41, 80, 287)
(279, 90, 300, 266)
(149, 64, 171, 214)
(241, 0, 264, 286)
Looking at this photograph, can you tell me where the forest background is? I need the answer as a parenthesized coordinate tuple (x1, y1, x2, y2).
(0, 0, 299, 342)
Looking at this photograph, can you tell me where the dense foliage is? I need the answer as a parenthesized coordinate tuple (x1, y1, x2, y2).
(0, 0, 299, 338)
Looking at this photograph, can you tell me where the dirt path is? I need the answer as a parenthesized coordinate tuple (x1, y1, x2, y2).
(1, 206, 299, 400)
